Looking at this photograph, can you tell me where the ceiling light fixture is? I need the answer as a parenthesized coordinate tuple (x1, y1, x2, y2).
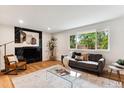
(48, 27, 51, 30)
(19, 19, 24, 24)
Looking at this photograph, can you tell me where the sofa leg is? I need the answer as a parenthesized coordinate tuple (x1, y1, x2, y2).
(97, 73, 100, 76)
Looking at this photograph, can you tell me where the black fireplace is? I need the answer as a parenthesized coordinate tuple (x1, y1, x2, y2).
(15, 27, 42, 63)
(15, 47, 42, 63)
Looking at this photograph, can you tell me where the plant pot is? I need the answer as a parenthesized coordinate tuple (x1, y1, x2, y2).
(49, 56, 56, 61)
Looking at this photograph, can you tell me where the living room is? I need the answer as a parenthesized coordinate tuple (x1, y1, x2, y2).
(0, 1, 124, 92)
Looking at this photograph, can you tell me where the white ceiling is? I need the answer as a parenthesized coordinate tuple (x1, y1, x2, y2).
(0, 5, 124, 33)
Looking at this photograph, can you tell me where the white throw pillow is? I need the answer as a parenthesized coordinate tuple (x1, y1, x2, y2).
(99, 58, 104, 62)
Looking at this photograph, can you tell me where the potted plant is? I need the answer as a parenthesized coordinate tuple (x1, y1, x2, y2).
(47, 36, 57, 61)
(116, 59, 124, 65)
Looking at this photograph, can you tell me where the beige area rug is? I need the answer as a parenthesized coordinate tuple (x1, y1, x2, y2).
(12, 65, 122, 88)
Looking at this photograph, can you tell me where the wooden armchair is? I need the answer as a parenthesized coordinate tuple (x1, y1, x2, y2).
(4, 54, 27, 75)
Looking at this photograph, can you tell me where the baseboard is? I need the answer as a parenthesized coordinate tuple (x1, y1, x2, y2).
(42, 60, 50, 62)
(1, 69, 6, 72)
(42, 60, 61, 63)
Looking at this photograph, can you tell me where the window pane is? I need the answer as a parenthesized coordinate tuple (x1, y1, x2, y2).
(77, 32, 96, 49)
(97, 31, 109, 49)
(70, 35, 76, 48)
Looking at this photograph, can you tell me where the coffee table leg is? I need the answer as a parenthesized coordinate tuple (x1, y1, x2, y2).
(46, 71, 47, 80)
(117, 70, 121, 82)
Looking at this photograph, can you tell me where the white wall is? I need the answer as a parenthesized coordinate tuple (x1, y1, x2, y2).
(0, 25, 14, 69)
(0, 24, 51, 70)
(42, 32, 51, 61)
(53, 16, 124, 68)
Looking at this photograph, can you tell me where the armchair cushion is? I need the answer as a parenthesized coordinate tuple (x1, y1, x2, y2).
(16, 61, 27, 67)
(7, 55, 19, 64)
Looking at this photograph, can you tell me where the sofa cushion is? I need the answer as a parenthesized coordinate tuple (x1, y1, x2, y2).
(79, 61, 98, 65)
(78, 61, 98, 69)
(88, 54, 102, 62)
(95, 54, 103, 62)
(75, 58, 83, 61)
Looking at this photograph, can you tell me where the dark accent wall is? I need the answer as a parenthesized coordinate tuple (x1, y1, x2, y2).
(15, 27, 42, 63)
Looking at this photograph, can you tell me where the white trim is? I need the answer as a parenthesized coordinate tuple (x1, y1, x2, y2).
(77, 29, 96, 34)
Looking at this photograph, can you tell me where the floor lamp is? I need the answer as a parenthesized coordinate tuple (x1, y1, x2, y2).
(0, 41, 14, 72)
(0, 41, 14, 56)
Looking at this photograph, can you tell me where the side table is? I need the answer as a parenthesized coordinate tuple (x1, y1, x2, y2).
(108, 65, 122, 82)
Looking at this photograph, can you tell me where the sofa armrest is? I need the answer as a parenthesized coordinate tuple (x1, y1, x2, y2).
(97, 58, 105, 74)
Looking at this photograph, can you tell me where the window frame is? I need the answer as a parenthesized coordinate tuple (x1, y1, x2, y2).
(69, 29, 110, 51)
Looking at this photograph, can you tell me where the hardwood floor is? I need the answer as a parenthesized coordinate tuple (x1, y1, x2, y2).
(0, 61, 124, 88)
(0, 61, 61, 88)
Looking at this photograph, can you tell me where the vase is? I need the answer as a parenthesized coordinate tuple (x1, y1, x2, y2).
(49, 50, 56, 61)
(49, 56, 56, 61)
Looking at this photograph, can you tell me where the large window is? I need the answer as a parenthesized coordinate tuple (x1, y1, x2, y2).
(70, 35, 76, 49)
(97, 31, 109, 50)
(70, 30, 109, 50)
(77, 32, 96, 49)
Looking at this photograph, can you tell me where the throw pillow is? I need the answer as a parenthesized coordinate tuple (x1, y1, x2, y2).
(75, 55, 83, 61)
(8, 55, 19, 64)
(82, 54, 88, 61)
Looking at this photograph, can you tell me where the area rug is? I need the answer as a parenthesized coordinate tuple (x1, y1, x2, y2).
(12, 65, 122, 88)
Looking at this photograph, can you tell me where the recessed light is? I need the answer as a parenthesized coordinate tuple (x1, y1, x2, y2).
(48, 27, 51, 30)
(19, 19, 24, 24)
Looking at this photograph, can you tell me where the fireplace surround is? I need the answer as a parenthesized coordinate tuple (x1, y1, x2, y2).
(15, 27, 42, 63)
(15, 47, 42, 63)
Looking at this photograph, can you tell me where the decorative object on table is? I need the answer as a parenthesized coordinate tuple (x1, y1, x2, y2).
(116, 59, 124, 65)
(47, 36, 57, 61)
(55, 68, 70, 76)
(113, 62, 124, 69)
